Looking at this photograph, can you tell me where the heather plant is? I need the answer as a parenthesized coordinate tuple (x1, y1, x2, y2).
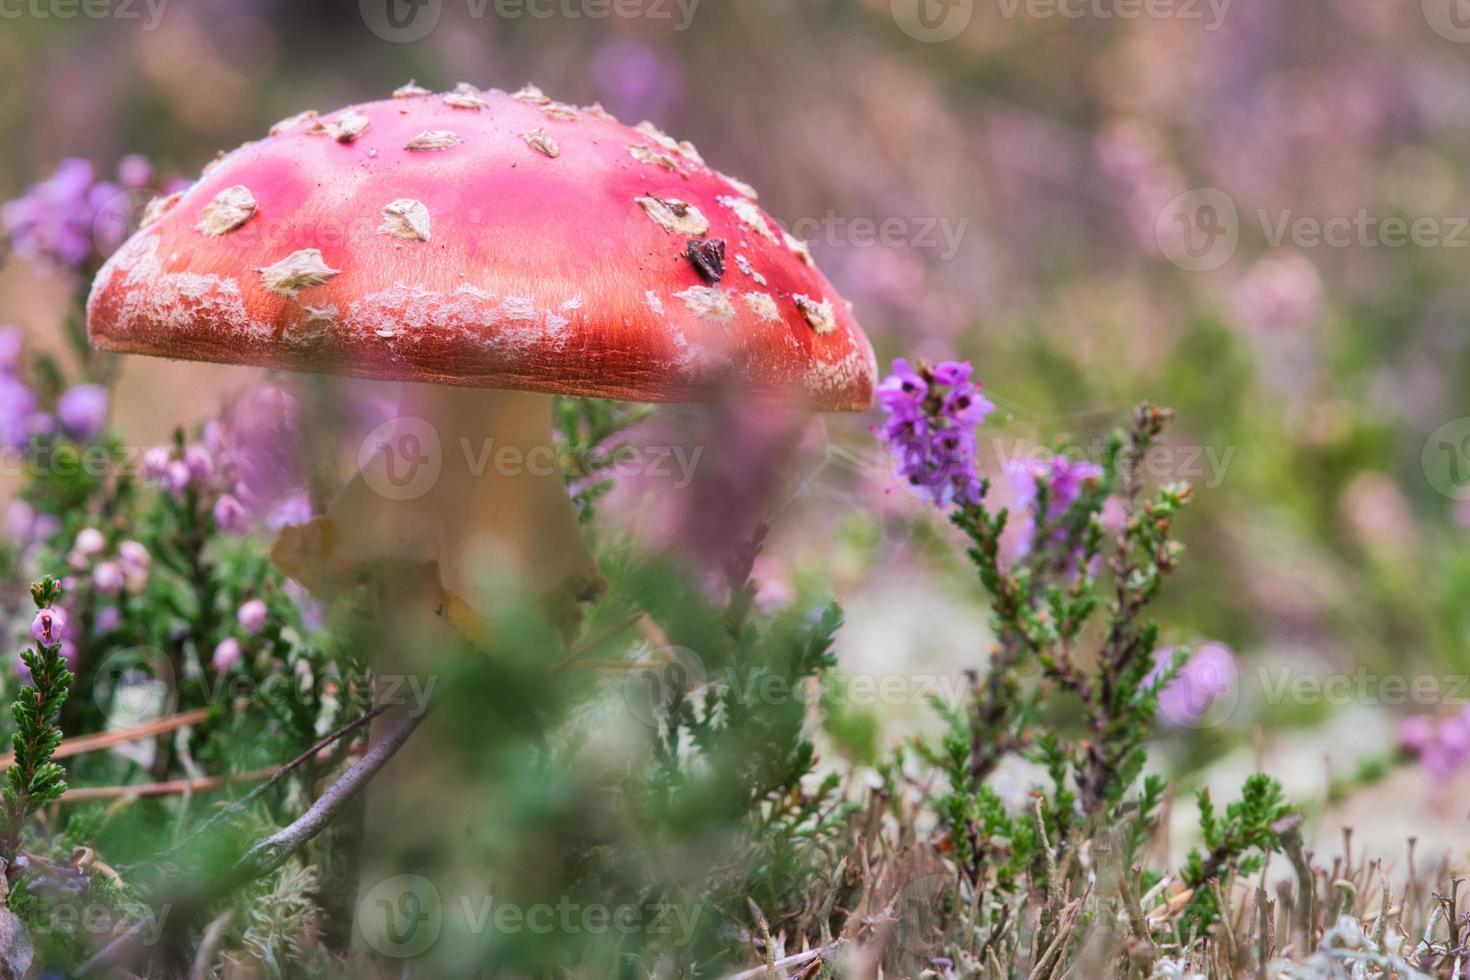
(0, 157, 1463, 980)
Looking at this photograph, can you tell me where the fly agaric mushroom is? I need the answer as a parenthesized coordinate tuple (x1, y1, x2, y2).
(87, 82, 877, 630)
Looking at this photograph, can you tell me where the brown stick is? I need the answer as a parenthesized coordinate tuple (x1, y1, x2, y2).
(0, 708, 211, 770)
(58, 767, 276, 803)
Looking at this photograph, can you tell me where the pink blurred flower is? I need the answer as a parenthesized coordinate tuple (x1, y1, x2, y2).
(211, 637, 242, 672)
(237, 598, 268, 634)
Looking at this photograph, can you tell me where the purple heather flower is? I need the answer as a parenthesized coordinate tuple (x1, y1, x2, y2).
(0, 326, 23, 372)
(1148, 644, 1238, 728)
(1, 158, 124, 269)
(162, 460, 192, 499)
(213, 494, 249, 534)
(237, 598, 268, 634)
(93, 605, 122, 635)
(118, 539, 150, 593)
(56, 384, 109, 441)
(591, 37, 685, 122)
(876, 359, 993, 508)
(141, 445, 172, 480)
(116, 154, 153, 190)
(0, 375, 38, 448)
(1399, 707, 1470, 777)
(30, 607, 66, 647)
(210, 637, 242, 672)
(217, 385, 307, 523)
(70, 527, 107, 566)
(1006, 454, 1105, 558)
(91, 561, 125, 596)
(184, 444, 215, 482)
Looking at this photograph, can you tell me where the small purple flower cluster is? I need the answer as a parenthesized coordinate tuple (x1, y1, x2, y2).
(1005, 454, 1105, 557)
(142, 384, 313, 534)
(876, 359, 995, 507)
(1, 156, 157, 269)
(1398, 708, 1470, 777)
(0, 325, 109, 448)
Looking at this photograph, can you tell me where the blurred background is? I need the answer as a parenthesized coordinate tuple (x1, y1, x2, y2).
(3, 0, 1470, 864)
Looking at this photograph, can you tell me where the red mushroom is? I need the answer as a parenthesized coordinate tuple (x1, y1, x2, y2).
(87, 82, 877, 632)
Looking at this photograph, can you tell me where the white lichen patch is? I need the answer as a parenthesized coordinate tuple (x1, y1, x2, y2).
(636, 196, 709, 236)
(258, 249, 341, 298)
(645, 290, 664, 316)
(584, 102, 616, 121)
(719, 195, 779, 244)
(196, 186, 257, 236)
(743, 291, 781, 322)
(629, 144, 684, 174)
(140, 192, 183, 229)
(734, 253, 769, 286)
(394, 80, 432, 98)
(720, 171, 759, 201)
(674, 286, 735, 325)
(794, 294, 836, 335)
(304, 305, 337, 324)
(379, 199, 431, 242)
(783, 230, 814, 266)
(522, 129, 559, 158)
(541, 102, 579, 121)
(406, 130, 459, 151)
(444, 83, 487, 110)
(512, 84, 550, 106)
(636, 121, 702, 163)
(323, 110, 371, 143)
(201, 151, 227, 178)
(270, 110, 318, 136)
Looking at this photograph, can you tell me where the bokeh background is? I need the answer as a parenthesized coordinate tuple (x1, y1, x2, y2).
(4, 0, 1470, 863)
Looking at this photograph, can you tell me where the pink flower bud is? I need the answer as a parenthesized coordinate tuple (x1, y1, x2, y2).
(163, 460, 192, 499)
(30, 607, 66, 647)
(141, 445, 171, 480)
(213, 494, 249, 534)
(211, 637, 242, 672)
(73, 527, 106, 560)
(237, 598, 268, 634)
(184, 444, 215, 482)
(91, 561, 124, 596)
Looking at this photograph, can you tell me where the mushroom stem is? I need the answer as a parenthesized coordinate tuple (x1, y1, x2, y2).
(272, 385, 602, 642)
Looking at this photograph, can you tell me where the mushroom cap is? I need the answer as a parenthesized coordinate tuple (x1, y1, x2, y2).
(87, 84, 877, 411)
